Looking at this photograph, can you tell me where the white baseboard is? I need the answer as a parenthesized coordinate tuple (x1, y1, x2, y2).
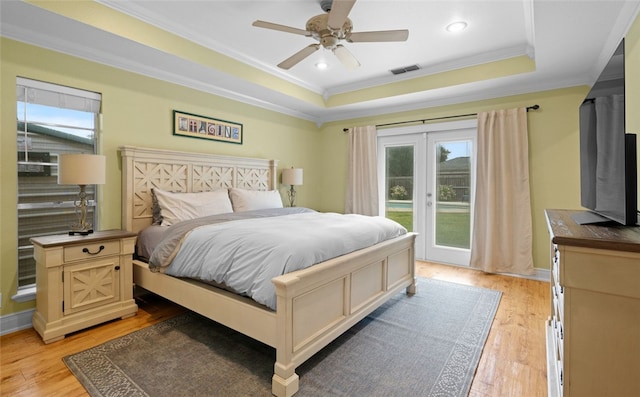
(485, 267, 550, 282)
(420, 260, 551, 283)
(1, 308, 34, 336)
(503, 267, 550, 282)
(532, 268, 550, 282)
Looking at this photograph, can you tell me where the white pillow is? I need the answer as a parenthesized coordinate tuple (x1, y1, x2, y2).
(152, 188, 233, 226)
(229, 188, 283, 212)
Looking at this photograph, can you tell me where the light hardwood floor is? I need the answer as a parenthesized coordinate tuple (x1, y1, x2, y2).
(0, 261, 549, 396)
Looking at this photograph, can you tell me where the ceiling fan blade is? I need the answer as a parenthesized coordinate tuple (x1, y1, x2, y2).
(278, 44, 320, 69)
(252, 20, 310, 36)
(333, 44, 360, 70)
(347, 29, 409, 42)
(327, 0, 357, 30)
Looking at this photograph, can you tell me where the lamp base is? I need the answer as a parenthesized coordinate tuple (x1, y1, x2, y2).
(70, 185, 94, 236)
(69, 229, 94, 236)
(287, 185, 297, 207)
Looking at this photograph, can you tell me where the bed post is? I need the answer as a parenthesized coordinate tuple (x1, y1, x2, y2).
(269, 159, 278, 190)
(272, 287, 299, 397)
(406, 242, 418, 295)
(272, 364, 299, 397)
(120, 146, 134, 232)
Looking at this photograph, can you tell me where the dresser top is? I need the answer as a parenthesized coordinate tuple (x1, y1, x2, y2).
(545, 209, 640, 253)
(30, 229, 137, 248)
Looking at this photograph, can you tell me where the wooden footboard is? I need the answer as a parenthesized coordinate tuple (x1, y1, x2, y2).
(271, 232, 416, 397)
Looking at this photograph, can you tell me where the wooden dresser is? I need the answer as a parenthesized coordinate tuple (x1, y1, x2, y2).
(545, 209, 640, 397)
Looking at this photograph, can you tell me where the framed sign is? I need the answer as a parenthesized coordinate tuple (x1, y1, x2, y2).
(173, 110, 243, 144)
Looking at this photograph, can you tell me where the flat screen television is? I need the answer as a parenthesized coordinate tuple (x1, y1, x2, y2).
(576, 39, 638, 226)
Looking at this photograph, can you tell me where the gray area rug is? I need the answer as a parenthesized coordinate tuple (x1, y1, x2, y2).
(64, 278, 501, 397)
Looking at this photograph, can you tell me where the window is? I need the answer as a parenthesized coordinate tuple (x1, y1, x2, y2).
(16, 78, 101, 289)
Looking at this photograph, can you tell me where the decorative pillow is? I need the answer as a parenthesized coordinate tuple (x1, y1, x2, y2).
(229, 188, 283, 212)
(152, 188, 233, 226)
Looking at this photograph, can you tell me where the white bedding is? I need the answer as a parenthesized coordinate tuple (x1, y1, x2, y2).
(162, 211, 407, 310)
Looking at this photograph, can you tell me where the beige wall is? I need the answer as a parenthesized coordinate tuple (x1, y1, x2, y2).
(2, 12, 639, 317)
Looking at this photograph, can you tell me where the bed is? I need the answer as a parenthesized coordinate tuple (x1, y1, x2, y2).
(120, 145, 417, 397)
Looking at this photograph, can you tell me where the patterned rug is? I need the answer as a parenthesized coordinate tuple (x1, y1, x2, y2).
(64, 278, 501, 397)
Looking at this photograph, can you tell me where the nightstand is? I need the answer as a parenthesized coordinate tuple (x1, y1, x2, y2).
(31, 229, 138, 343)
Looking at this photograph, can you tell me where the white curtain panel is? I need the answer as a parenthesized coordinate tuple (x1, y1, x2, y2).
(470, 108, 534, 275)
(345, 125, 379, 216)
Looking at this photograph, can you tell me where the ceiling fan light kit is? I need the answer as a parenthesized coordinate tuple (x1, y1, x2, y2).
(252, 0, 409, 70)
(315, 61, 329, 70)
(446, 21, 468, 33)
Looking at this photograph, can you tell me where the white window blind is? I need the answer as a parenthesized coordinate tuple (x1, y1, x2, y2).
(17, 77, 101, 113)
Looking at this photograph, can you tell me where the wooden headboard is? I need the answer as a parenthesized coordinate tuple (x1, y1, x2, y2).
(120, 146, 278, 233)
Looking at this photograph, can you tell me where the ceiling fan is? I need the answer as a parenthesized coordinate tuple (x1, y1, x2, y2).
(252, 0, 409, 70)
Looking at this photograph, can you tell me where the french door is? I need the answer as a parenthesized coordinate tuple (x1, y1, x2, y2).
(378, 120, 476, 265)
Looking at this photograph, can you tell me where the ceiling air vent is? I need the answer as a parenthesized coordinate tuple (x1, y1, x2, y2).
(390, 64, 420, 75)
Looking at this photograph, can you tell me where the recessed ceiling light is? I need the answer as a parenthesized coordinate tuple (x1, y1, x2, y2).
(315, 61, 328, 70)
(446, 21, 468, 33)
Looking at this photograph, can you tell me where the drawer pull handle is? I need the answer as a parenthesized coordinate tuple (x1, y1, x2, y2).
(115, 265, 121, 271)
(82, 245, 105, 255)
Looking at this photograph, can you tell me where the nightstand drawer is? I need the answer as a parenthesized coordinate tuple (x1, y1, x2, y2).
(64, 240, 120, 262)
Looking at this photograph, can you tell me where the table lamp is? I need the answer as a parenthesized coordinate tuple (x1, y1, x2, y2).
(58, 153, 106, 235)
(282, 167, 303, 207)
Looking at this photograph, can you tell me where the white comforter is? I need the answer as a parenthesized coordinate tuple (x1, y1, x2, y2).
(162, 210, 407, 310)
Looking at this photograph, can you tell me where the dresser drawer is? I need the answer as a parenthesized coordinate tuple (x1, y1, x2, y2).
(552, 250, 560, 285)
(550, 317, 562, 361)
(560, 246, 640, 299)
(556, 285, 564, 320)
(64, 240, 120, 262)
(555, 320, 564, 362)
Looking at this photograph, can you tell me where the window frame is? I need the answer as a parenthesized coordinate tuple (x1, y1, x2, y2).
(14, 78, 102, 302)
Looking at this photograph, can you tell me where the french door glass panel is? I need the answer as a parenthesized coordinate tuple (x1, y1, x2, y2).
(385, 145, 414, 231)
(426, 129, 475, 265)
(378, 134, 425, 258)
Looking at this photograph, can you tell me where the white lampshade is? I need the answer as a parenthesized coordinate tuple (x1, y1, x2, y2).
(58, 154, 106, 185)
(282, 168, 303, 186)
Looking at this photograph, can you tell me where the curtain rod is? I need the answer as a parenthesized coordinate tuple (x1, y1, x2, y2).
(342, 104, 540, 132)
